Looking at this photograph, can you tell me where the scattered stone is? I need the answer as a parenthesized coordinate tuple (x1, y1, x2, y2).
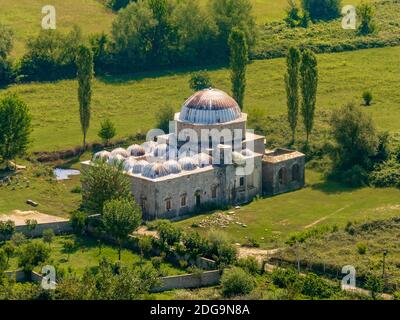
(242, 224, 247, 228)
(228, 211, 235, 214)
(235, 206, 241, 209)
(26, 200, 39, 207)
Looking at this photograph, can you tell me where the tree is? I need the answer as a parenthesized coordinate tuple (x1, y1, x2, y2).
(285, 0, 302, 27)
(18, 242, 50, 272)
(229, 28, 248, 110)
(210, 0, 256, 58)
(25, 219, 38, 239)
(98, 119, 116, 145)
(63, 240, 75, 261)
(221, 267, 255, 297)
(302, 272, 334, 299)
(42, 229, 55, 248)
(158, 221, 181, 246)
(0, 23, 14, 86)
(0, 94, 32, 168)
(285, 47, 301, 144)
(189, 71, 213, 91)
(156, 104, 175, 133)
(11, 232, 27, 247)
(301, 0, 341, 21)
(300, 49, 318, 145)
(365, 273, 383, 300)
(102, 198, 142, 260)
(0, 220, 16, 241)
(2, 242, 15, 267)
(330, 103, 379, 172)
(0, 250, 7, 271)
(357, 2, 376, 35)
(138, 236, 152, 265)
(76, 45, 94, 149)
(81, 160, 132, 213)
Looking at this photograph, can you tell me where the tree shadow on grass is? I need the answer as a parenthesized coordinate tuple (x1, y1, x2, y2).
(310, 179, 363, 195)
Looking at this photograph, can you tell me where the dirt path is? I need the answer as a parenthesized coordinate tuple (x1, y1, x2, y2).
(304, 205, 350, 229)
(238, 247, 282, 263)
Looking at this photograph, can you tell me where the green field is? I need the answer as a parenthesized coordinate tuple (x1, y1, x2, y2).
(175, 170, 400, 249)
(6, 235, 185, 276)
(1, 46, 399, 152)
(1, 0, 115, 57)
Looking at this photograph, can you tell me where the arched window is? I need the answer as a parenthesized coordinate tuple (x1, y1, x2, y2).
(180, 194, 187, 207)
(211, 185, 218, 199)
(292, 164, 300, 182)
(195, 190, 202, 207)
(278, 168, 287, 185)
(165, 198, 172, 211)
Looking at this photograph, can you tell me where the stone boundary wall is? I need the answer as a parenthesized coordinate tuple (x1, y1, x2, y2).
(152, 270, 221, 293)
(16, 221, 72, 238)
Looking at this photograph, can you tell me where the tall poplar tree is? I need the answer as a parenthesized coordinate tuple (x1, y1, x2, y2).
(300, 49, 318, 145)
(76, 45, 94, 149)
(228, 28, 248, 110)
(285, 47, 301, 144)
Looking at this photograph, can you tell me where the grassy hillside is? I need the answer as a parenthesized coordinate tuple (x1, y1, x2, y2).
(1, 0, 115, 57)
(175, 170, 400, 249)
(1, 46, 399, 152)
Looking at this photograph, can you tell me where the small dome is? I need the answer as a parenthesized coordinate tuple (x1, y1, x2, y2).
(232, 152, 246, 166)
(93, 151, 111, 161)
(179, 89, 242, 125)
(193, 153, 212, 168)
(163, 160, 182, 174)
(131, 160, 149, 174)
(179, 157, 198, 171)
(142, 141, 158, 154)
(142, 163, 170, 179)
(108, 154, 126, 165)
(123, 157, 137, 172)
(111, 148, 129, 158)
(127, 144, 146, 157)
(241, 149, 254, 157)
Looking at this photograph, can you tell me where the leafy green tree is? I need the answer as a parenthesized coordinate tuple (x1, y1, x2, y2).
(0, 250, 7, 271)
(3, 242, 15, 267)
(330, 103, 379, 172)
(76, 45, 94, 149)
(221, 267, 255, 297)
(11, 232, 27, 247)
(63, 239, 75, 261)
(300, 49, 318, 145)
(302, 272, 335, 299)
(357, 2, 376, 35)
(362, 90, 373, 106)
(42, 229, 55, 248)
(302, 0, 341, 21)
(189, 71, 213, 91)
(0, 23, 14, 86)
(102, 198, 142, 260)
(98, 119, 116, 145)
(0, 94, 32, 168)
(365, 273, 383, 300)
(285, 0, 302, 27)
(138, 236, 152, 265)
(25, 219, 38, 239)
(0, 220, 16, 241)
(81, 160, 132, 213)
(70, 211, 87, 235)
(210, 0, 256, 57)
(229, 28, 248, 110)
(285, 47, 301, 144)
(158, 221, 181, 246)
(18, 242, 50, 272)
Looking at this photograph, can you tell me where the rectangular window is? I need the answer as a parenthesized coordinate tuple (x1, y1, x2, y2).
(181, 195, 187, 207)
(239, 177, 245, 187)
(166, 199, 172, 211)
(211, 186, 217, 199)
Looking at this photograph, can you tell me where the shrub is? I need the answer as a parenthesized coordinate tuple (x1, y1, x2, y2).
(151, 256, 163, 270)
(362, 90, 373, 106)
(189, 71, 212, 91)
(156, 104, 175, 133)
(70, 211, 87, 235)
(158, 221, 181, 246)
(221, 267, 256, 297)
(98, 119, 116, 145)
(302, 273, 335, 299)
(0, 220, 15, 240)
(365, 273, 383, 299)
(216, 243, 238, 267)
(244, 237, 260, 248)
(10, 232, 27, 247)
(18, 242, 50, 272)
(70, 186, 82, 194)
(369, 159, 400, 188)
(272, 268, 302, 288)
(357, 2, 376, 35)
(356, 242, 367, 255)
(237, 256, 260, 275)
(301, 0, 341, 21)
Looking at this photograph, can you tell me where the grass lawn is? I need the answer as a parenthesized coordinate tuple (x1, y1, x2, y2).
(1, 0, 115, 58)
(2, 46, 399, 152)
(6, 235, 186, 276)
(175, 169, 400, 249)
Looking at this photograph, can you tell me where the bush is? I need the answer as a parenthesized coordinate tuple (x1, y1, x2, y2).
(356, 242, 367, 255)
(221, 267, 256, 297)
(301, 0, 341, 21)
(369, 158, 400, 188)
(189, 71, 212, 91)
(70, 211, 87, 235)
(18, 242, 50, 272)
(302, 273, 336, 299)
(362, 90, 373, 106)
(237, 256, 259, 275)
(158, 222, 181, 246)
(244, 237, 260, 248)
(272, 268, 302, 288)
(365, 273, 383, 299)
(357, 2, 376, 35)
(98, 119, 116, 145)
(151, 256, 163, 270)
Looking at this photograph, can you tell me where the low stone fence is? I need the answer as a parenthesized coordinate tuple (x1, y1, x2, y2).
(152, 270, 222, 293)
(15, 221, 72, 238)
(4, 270, 46, 284)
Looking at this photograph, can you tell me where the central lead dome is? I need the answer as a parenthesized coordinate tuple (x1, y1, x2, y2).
(179, 88, 241, 125)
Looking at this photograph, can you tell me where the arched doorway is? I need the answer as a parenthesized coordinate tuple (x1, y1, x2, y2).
(278, 167, 287, 185)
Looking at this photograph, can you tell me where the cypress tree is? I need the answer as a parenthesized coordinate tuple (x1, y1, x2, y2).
(228, 28, 248, 110)
(285, 47, 301, 144)
(300, 49, 318, 145)
(76, 45, 94, 149)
